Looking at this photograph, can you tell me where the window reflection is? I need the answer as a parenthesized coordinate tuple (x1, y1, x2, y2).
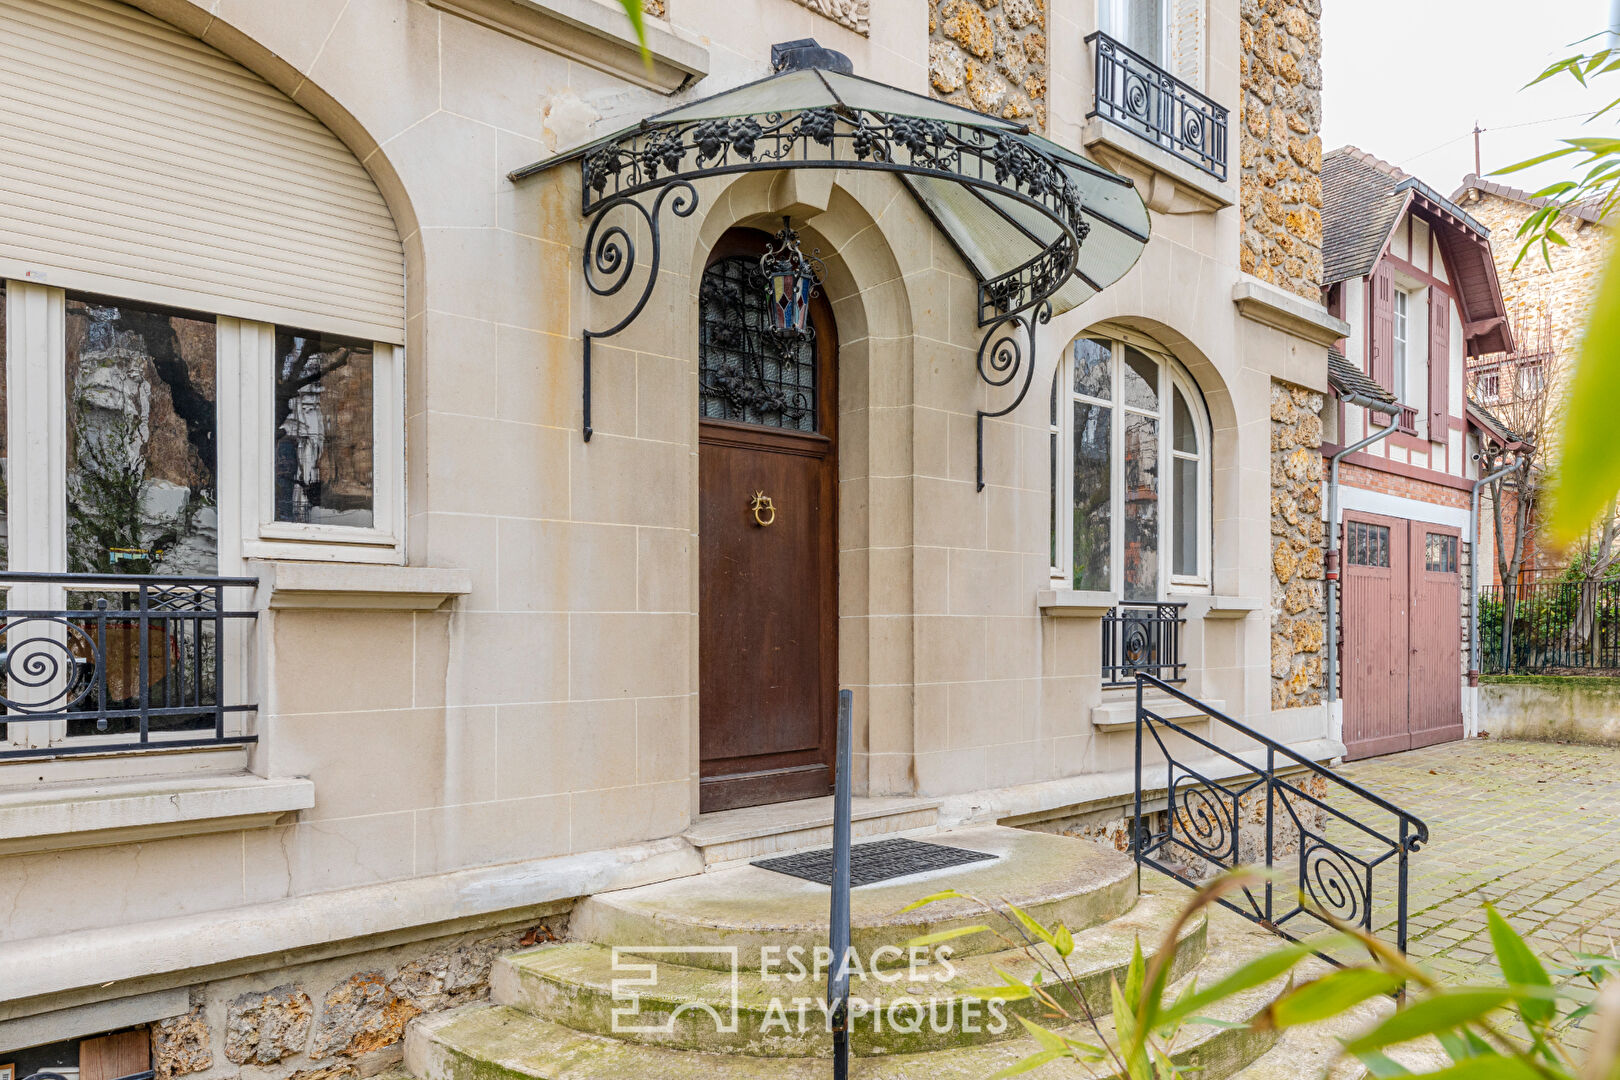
(1123, 413, 1158, 601)
(1072, 402, 1111, 591)
(275, 328, 374, 528)
(65, 296, 217, 575)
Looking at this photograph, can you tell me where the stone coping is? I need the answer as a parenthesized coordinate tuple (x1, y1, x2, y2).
(252, 559, 473, 611)
(1233, 277, 1351, 350)
(426, 0, 708, 95)
(0, 772, 314, 856)
(0, 835, 703, 1010)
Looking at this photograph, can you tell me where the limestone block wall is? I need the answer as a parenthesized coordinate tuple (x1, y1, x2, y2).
(1270, 379, 1324, 709)
(927, 0, 1048, 129)
(1238, 0, 1323, 300)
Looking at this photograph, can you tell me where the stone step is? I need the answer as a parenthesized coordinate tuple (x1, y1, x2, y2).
(570, 826, 1138, 970)
(405, 915, 1290, 1080)
(682, 795, 942, 866)
(492, 892, 1207, 1055)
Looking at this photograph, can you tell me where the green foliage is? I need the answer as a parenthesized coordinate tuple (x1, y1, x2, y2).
(905, 869, 1620, 1079)
(1493, 35, 1620, 548)
(615, 0, 652, 72)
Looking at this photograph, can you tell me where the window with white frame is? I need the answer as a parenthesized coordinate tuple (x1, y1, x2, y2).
(1049, 334, 1212, 598)
(1391, 287, 1410, 403)
(0, 280, 403, 756)
(1475, 364, 1500, 403)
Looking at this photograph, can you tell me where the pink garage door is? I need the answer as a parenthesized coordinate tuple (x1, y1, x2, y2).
(1341, 513, 1463, 760)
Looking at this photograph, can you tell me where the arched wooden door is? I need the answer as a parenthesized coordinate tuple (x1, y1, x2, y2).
(696, 230, 839, 812)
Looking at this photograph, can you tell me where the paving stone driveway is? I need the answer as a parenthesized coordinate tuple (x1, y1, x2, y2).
(1339, 738, 1620, 989)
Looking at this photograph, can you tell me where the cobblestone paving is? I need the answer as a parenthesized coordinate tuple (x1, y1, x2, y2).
(1339, 738, 1620, 992)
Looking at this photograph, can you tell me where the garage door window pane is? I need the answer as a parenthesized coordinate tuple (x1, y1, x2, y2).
(275, 328, 374, 528)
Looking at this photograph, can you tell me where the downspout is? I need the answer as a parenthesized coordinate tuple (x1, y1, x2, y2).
(1469, 457, 1522, 685)
(1324, 397, 1402, 712)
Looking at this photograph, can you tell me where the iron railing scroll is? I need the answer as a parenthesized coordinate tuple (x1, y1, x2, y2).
(1086, 32, 1229, 181)
(1132, 674, 1428, 962)
(0, 572, 258, 759)
(828, 687, 854, 1080)
(1103, 602, 1187, 688)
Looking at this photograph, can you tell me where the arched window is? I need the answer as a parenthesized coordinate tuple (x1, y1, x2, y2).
(1049, 333, 1211, 598)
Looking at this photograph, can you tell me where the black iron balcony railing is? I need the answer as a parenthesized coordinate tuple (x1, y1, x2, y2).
(1103, 601, 1187, 687)
(0, 571, 258, 759)
(1132, 673, 1429, 963)
(1086, 32, 1229, 181)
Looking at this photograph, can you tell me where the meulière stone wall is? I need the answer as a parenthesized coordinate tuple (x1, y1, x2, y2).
(1271, 379, 1325, 709)
(927, 0, 1047, 129)
(1239, 0, 1323, 300)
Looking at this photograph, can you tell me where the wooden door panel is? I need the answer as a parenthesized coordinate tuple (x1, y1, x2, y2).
(700, 426, 830, 764)
(80, 1030, 150, 1080)
(696, 231, 838, 812)
(1342, 512, 1410, 759)
(1408, 522, 1463, 748)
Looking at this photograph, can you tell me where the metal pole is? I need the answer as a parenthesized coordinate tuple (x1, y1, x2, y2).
(829, 688, 853, 1080)
(1470, 459, 1520, 682)
(1325, 408, 1401, 705)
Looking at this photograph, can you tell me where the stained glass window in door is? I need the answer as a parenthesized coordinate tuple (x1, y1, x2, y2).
(698, 256, 818, 432)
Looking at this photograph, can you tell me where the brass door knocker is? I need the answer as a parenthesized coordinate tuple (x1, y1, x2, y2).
(750, 491, 776, 527)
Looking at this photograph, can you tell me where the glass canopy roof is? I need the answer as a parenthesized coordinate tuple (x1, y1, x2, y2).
(511, 66, 1150, 322)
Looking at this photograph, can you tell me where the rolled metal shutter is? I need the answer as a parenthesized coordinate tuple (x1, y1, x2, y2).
(0, 0, 405, 344)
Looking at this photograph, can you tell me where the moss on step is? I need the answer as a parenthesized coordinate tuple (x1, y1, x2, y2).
(495, 893, 1207, 1056)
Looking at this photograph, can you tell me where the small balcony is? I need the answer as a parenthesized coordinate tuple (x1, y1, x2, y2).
(1103, 601, 1188, 688)
(0, 572, 258, 760)
(1085, 31, 1229, 192)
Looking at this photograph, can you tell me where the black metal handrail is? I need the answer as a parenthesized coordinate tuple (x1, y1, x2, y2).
(0, 571, 258, 760)
(1103, 601, 1186, 687)
(1086, 32, 1229, 181)
(1132, 673, 1428, 960)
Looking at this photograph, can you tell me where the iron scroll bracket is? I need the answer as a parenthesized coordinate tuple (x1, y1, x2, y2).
(974, 300, 1051, 491)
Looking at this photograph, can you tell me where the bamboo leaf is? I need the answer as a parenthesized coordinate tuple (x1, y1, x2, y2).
(1158, 940, 1327, 1028)
(1344, 990, 1517, 1054)
(898, 890, 967, 913)
(1383, 1056, 1542, 1080)
(988, 1048, 1069, 1079)
(905, 924, 991, 947)
(1491, 146, 1579, 174)
(1006, 902, 1059, 950)
(961, 984, 1035, 1000)
(1015, 1015, 1066, 1052)
(1054, 923, 1075, 958)
(1485, 904, 1554, 1025)
(1260, 968, 1402, 1030)
(1546, 247, 1620, 545)
(1356, 1050, 1416, 1077)
(614, 0, 653, 72)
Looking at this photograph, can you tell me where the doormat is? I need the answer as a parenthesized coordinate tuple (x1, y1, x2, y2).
(752, 836, 997, 887)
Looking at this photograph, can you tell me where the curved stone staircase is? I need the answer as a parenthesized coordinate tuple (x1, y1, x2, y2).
(403, 825, 1400, 1080)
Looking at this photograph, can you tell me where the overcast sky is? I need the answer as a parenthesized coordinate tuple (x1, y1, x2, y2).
(1320, 0, 1603, 197)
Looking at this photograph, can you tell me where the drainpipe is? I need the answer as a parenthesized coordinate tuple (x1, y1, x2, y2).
(1324, 398, 1402, 712)
(1469, 457, 1522, 685)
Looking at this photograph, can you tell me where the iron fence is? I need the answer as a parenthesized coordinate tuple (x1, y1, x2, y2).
(1480, 578, 1620, 674)
(1133, 674, 1428, 962)
(1086, 32, 1229, 180)
(1103, 601, 1187, 687)
(0, 571, 258, 758)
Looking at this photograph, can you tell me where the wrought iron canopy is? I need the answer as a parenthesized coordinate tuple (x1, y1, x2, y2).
(510, 57, 1151, 489)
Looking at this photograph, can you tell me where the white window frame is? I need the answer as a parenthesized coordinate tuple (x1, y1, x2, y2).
(0, 282, 403, 757)
(1392, 287, 1410, 403)
(1050, 331, 1213, 597)
(223, 320, 405, 564)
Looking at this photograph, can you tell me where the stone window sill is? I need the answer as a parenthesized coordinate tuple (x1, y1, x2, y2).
(1185, 595, 1266, 620)
(0, 772, 314, 856)
(1092, 696, 1225, 733)
(1232, 277, 1351, 351)
(1037, 589, 1119, 617)
(426, 0, 708, 93)
(1081, 119, 1235, 213)
(253, 559, 473, 611)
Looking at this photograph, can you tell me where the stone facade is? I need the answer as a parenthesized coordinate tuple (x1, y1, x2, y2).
(1455, 183, 1612, 416)
(785, 0, 869, 35)
(1238, 0, 1323, 300)
(144, 925, 549, 1080)
(1271, 379, 1325, 709)
(927, 0, 1048, 129)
